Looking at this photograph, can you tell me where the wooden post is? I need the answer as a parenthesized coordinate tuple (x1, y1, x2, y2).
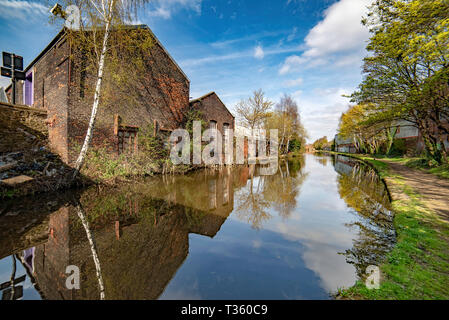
(153, 119, 159, 137)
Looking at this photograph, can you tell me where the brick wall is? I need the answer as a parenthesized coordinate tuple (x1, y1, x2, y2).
(4, 35, 71, 161)
(67, 27, 190, 163)
(0, 102, 48, 153)
(5, 27, 190, 165)
(190, 92, 235, 134)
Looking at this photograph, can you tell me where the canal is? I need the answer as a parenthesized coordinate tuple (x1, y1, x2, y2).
(0, 154, 395, 300)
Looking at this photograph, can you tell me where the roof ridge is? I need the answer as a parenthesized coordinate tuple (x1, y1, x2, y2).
(189, 91, 215, 103)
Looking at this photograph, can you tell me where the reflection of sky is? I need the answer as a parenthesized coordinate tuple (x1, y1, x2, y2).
(160, 220, 329, 300)
(161, 155, 372, 299)
(0, 255, 41, 300)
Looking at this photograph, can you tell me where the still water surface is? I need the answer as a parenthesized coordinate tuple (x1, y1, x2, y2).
(0, 154, 395, 300)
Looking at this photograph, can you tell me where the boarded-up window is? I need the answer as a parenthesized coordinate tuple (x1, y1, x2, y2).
(24, 71, 33, 106)
(118, 128, 138, 155)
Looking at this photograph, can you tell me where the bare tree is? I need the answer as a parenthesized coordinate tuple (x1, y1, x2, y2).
(235, 89, 273, 130)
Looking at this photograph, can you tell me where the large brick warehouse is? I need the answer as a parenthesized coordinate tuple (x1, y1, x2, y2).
(5, 25, 235, 165)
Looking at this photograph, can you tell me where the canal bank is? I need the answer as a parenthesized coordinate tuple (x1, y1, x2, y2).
(332, 152, 449, 299)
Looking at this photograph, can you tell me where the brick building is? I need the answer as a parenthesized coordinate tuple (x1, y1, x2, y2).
(189, 92, 235, 161)
(189, 91, 235, 135)
(5, 25, 190, 164)
(334, 134, 356, 153)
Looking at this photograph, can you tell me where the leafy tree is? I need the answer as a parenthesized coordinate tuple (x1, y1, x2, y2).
(312, 136, 330, 150)
(338, 104, 394, 154)
(351, 0, 449, 163)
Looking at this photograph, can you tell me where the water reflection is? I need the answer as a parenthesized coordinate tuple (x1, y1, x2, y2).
(334, 155, 395, 279)
(0, 154, 395, 300)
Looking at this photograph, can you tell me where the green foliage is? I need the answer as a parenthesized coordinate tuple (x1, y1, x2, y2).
(350, 0, 449, 164)
(139, 124, 169, 160)
(337, 158, 449, 299)
(184, 108, 206, 134)
(289, 139, 302, 152)
(312, 136, 330, 150)
(389, 138, 407, 156)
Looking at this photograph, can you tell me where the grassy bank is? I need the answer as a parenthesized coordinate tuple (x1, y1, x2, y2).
(324, 151, 449, 180)
(332, 152, 449, 299)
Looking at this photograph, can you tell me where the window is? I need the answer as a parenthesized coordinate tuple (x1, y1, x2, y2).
(209, 120, 218, 158)
(24, 71, 33, 106)
(118, 127, 138, 155)
(223, 123, 229, 135)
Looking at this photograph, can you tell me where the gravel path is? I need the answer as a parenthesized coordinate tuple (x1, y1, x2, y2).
(383, 160, 449, 221)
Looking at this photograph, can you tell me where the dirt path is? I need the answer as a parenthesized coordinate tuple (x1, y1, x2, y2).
(382, 160, 449, 221)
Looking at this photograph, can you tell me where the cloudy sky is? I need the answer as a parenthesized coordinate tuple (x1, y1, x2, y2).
(0, 0, 373, 142)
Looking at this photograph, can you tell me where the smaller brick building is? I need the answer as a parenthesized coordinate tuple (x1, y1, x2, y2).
(190, 92, 235, 162)
(189, 92, 235, 137)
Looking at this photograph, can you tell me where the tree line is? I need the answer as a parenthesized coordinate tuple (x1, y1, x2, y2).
(235, 90, 308, 154)
(337, 0, 449, 163)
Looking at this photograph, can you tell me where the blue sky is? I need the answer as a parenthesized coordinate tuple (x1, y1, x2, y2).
(0, 0, 373, 142)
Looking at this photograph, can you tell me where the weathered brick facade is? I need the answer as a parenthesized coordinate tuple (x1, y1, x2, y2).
(189, 92, 235, 135)
(0, 102, 48, 153)
(6, 26, 190, 165)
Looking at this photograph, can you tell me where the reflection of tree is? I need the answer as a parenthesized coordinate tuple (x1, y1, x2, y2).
(235, 171, 271, 230)
(315, 155, 328, 167)
(334, 157, 395, 279)
(235, 157, 308, 228)
(262, 160, 308, 219)
(75, 201, 106, 300)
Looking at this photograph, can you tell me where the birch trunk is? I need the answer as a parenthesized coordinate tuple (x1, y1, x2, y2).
(75, 202, 105, 300)
(73, 3, 114, 179)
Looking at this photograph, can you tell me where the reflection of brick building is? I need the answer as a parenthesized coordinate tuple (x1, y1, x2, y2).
(3, 168, 238, 299)
(5, 25, 190, 164)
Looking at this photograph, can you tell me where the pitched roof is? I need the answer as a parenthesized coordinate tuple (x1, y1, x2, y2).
(5, 24, 189, 91)
(189, 91, 216, 104)
(189, 91, 235, 119)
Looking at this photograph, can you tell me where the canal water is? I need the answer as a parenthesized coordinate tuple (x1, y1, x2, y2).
(0, 154, 395, 300)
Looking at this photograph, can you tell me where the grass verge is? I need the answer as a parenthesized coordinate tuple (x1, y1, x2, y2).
(332, 152, 449, 299)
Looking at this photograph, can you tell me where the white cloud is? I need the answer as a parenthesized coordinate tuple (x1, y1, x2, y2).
(254, 45, 264, 59)
(181, 45, 299, 68)
(279, 55, 305, 74)
(0, 0, 48, 21)
(279, 0, 371, 74)
(283, 77, 303, 88)
(149, 0, 202, 19)
(287, 26, 297, 42)
(300, 87, 352, 142)
(303, 0, 371, 58)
